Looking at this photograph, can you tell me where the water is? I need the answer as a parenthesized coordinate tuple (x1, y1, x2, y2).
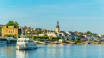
(0, 44, 104, 58)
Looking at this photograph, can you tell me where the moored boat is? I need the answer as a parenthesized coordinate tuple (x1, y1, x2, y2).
(0, 38, 7, 45)
(5, 37, 17, 44)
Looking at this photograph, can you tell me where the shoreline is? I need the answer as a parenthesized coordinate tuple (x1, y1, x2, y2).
(36, 41, 104, 45)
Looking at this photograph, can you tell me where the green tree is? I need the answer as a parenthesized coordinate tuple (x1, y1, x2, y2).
(4, 34, 17, 38)
(0, 27, 2, 31)
(33, 30, 42, 34)
(49, 36, 53, 41)
(24, 25, 28, 29)
(92, 33, 98, 36)
(6, 21, 19, 27)
(78, 32, 83, 35)
(76, 37, 81, 42)
(86, 31, 92, 35)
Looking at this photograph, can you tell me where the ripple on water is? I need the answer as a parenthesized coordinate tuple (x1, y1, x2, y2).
(0, 44, 104, 58)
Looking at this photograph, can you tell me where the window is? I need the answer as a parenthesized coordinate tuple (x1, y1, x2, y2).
(6, 26, 8, 28)
(14, 26, 16, 28)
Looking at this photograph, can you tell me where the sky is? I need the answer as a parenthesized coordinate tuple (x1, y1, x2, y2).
(0, 0, 104, 34)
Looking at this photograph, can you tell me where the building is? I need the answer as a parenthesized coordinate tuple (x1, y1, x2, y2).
(56, 21, 60, 33)
(47, 32, 57, 37)
(38, 34, 45, 36)
(2, 25, 19, 38)
(0, 25, 3, 37)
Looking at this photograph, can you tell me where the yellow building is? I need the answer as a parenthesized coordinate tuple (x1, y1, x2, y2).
(2, 25, 18, 38)
(0, 25, 3, 37)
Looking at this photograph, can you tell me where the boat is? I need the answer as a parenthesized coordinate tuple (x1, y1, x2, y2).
(16, 37, 37, 50)
(0, 37, 17, 45)
(0, 38, 7, 45)
(5, 37, 17, 44)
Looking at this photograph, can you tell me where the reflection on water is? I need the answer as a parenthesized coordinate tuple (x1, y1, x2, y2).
(16, 50, 26, 58)
(16, 49, 37, 58)
(0, 45, 104, 58)
(0, 45, 16, 58)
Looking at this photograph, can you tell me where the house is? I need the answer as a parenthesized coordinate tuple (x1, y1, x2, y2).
(47, 32, 57, 37)
(38, 34, 45, 36)
(1, 25, 21, 38)
(0, 25, 3, 37)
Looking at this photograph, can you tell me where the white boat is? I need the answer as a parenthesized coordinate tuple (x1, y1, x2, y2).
(16, 38, 37, 50)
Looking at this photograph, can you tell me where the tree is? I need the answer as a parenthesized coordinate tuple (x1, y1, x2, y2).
(0, 27, 2, 31)
(24, 25, 28, 29)
(4, 34, 17, 38)
(78, 32, 83, 35)
(33, 30, 42, 34)
(6, 21, 19, 27)
(49, 36, 53, 40)
(76, 37, 81, 42)
(86, 31, 92, 35)
(92, 33, 98, 36)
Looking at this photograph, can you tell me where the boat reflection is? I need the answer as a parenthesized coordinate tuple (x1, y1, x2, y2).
(16, 49, 37, 58)
(16, 50, 27, 58)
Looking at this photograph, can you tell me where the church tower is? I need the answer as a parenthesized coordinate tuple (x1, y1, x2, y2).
(56, 21, 60, 33)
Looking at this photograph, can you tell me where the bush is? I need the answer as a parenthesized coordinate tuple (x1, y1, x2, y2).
(4, 34, 17, 38)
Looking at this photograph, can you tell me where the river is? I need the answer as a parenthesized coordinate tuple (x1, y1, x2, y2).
(0, 44, 104, 58)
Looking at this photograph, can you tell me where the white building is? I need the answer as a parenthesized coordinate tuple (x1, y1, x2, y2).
(38, 34, 45, 36)
(47, 32, 57, 37)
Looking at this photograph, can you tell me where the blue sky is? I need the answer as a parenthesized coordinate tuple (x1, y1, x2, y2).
(0, 0, 104, 34)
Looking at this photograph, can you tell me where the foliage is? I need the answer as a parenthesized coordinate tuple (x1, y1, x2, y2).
(4, 34, 17, 37)
(86, 31, 92, 35)
(18, 34, 21, 38)
(32, 35, 61, 42)
(33, 36, 48, 40)
(0, 27, 2, 31)
(76, 37, 81, 42)
(78, 32, 83, 35)
(33, 30, 42, 34)
(86, 31, 98, 35)
(24, 26, 28, 29)
(92, 33, 98, 36)
(6, 21, 19, 28)
(28, 35, 32, 38)
(49, 36, 60, 41)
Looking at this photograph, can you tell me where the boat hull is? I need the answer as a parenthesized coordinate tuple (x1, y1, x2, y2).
(16, 45, 37, 50)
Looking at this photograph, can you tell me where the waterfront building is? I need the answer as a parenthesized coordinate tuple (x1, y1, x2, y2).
(0, 25, 3, 37)
(2, 25, 19, 38)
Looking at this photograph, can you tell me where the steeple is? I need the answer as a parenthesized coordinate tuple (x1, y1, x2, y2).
(56, 21, 59, 28)
(56, 21, 60, 33)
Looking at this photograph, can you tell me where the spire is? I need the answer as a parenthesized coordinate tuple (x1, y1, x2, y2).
(56, 21, 59, 28)
(56, 21, 60, 33)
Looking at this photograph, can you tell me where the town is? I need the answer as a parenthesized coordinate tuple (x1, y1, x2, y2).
(0, 20, 104, 44)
